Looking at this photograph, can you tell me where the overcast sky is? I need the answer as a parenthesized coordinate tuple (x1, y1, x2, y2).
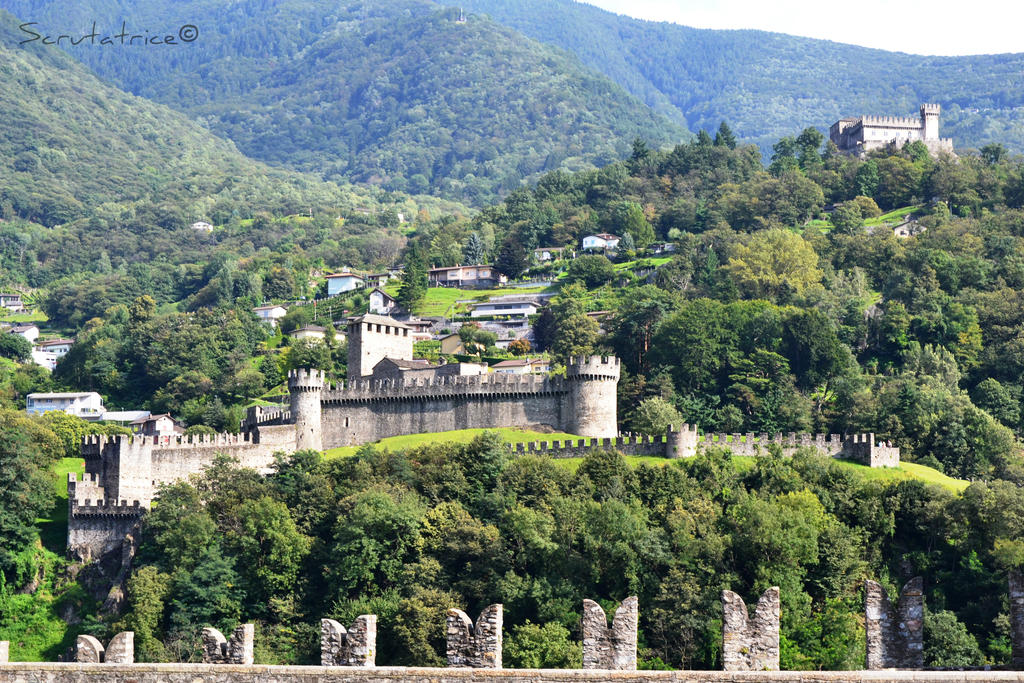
(579, 0, 1021, 56)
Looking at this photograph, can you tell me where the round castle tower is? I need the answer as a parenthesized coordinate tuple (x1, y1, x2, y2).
(565, 355, 620, 438)
(288, 368, 324, 452)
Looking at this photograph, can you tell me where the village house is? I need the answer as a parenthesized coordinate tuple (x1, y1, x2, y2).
(190, 220, 214, 232)
(582, 233, 620, 251)
(469, 299, 539, 318)
(0, 292, 25, 313)
(131, 413, 185, 439)
(253, 304, 288, 327)
(403, 318, 435, 342)
(368, 288, 398, 316)
(36, 338, 73, 356)
(428, 264, 507, 289)
(439, 332, 465, 355)
(26, 391, 105, 418)
(491, 358, 551, 375)
(325, 271, 365, 297)
(365, 272, 397, 289)
(9, 323, 39, 344)
(289, 325, 346, 343)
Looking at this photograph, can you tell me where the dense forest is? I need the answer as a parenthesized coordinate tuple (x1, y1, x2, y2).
(1, 1, 685, 205)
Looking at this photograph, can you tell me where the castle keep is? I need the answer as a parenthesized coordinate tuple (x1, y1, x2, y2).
(830, 104, 953, 156)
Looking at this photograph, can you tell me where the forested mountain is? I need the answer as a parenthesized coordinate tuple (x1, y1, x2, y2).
(461, 0, 1024, 152)
(3, 0, 687, 205)
(0, 11, 408, 228)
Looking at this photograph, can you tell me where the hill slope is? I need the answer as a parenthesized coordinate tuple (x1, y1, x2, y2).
(461, 0, 1024, 152)
(0, 10, 399, 227)
(4, 0, 687, 205)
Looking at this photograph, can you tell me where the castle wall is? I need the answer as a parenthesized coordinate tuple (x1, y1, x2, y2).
(322, 393, 567, 447)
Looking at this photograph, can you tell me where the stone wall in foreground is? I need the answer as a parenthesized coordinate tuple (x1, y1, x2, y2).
(1, 665, 1024, 683)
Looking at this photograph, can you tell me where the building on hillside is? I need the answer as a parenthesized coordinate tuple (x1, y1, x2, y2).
(36, 338, 73, 356)
(26, 391, 105, 418)
(440, 333, 465, 355)
(253, 304, 288, 327)
(0, 292, 25, 313)
(190, 220, 213, 232)
(403, 318, 435, 342)
(365, 272, 397, 289)
(649, 242, 677, 255)
(491, 358, 551, 375)
(289, 325, 345, 344)
(325, 272, 365, 297)
(469, 300, 539, 318)
(428, 265, 506, 288)
(9, 323, 39, 344)
(368, 288, 398, 316)
(534, 246, 572, 261)
(369, 357, 486, 382)
(131, 413, 185, 439)
(830, 104, 954, 156)
(582, 233, 620, 251)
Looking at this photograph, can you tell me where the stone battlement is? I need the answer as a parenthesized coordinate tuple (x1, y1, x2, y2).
(859, 115, 922, 128)
(566, 355, 621, 380)
(321, 372, 564, 403)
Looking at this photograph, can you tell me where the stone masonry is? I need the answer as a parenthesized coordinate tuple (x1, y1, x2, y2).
(721, 587, 780, 671)
(74, 633, 133, 664)
(1011, 571, 1024, 668)
(321, 616, 377, 667)
(447, 605, 502, 669)
(865, 578, 924, 669)
(202, 625, 254, 665)
(582, 596, 638, 670)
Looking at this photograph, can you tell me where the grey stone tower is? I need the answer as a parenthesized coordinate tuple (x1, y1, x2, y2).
(566, 356, 620, 438)
(288, 368, 324, 452)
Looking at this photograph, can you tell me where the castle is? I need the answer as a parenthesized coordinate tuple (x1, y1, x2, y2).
(66, 314, 899, 562)
(830, 104, 953, 156)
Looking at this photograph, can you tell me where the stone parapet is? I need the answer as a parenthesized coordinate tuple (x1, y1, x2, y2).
(202, 625, 254, 665)
(722, 587, 780, 672)
(74, 633, 133, 665)
(582, 597, 638, 670)
(322, 617, 377, 667)
(447, 605, 502, 669)
(322, 373, 565, 404)
(865, 578, 924, 669)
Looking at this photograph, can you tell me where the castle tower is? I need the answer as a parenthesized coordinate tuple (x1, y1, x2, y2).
(346, 314, 413, 377)
(565, 356, 620, 438)
(288, 368, 324, 451)
(920, 104, 940, 140)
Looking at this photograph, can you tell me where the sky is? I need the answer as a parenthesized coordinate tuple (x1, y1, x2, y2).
(580, 0, 1022, 56)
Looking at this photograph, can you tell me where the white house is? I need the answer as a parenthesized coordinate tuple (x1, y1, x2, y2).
(26, 392, 105, 418)
(31, 350, 59, 371)
(131, 413, 185, 438)
(326, 272, 365, 297)
(253, 304, 288, 327)
(190, 220, 214, 232)
(428, 265, 507, 289)
(9, 323, 39, 344)
(491, 358, 551, 375)
(582, 233, 620, 251)
(36, 338, 73, 356)
(533, 247, 571, 262)
(368, 288, 397, 315)
(0, 292, 25, 313)
(289, 325, 346, 343)
(469, 300, 539, 318)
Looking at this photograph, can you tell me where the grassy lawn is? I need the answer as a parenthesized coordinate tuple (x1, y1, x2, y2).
(613, 257, 672, 271)
(0, 310, 48, 323)
(324, 427, 584, 458)
(37, 457, 86, 554)
(863, 205, 919, 227)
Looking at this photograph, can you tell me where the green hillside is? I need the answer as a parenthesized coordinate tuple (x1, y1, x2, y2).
(461, 0, 1024, 152)
(3, 1, 686, 205)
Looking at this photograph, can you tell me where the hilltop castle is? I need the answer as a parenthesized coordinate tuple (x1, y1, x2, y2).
(830, 104, 953, 156)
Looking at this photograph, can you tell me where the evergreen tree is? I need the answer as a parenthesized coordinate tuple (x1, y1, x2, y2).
(462, 231, 486, 265)
(397, 246, 428, 311)
(714, 121, 737, 149)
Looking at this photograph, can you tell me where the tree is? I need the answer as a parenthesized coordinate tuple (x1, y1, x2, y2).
(495, 238, 529, 279)
(505, 621, 581, 668)
(727, 229, 823, 300)
(829, 201, 863, 233)
(631, 397, 683, 435)
(462, 232, 486, 265)
(507, 338, 531, 356)
(0, 334, 31, 362)
(397, 246, 429, 312)
(565, 255, 615, 289)
(714, 121, 737, 149)
(980, 143, 1007, 165)
(924, 610, 983, 667)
